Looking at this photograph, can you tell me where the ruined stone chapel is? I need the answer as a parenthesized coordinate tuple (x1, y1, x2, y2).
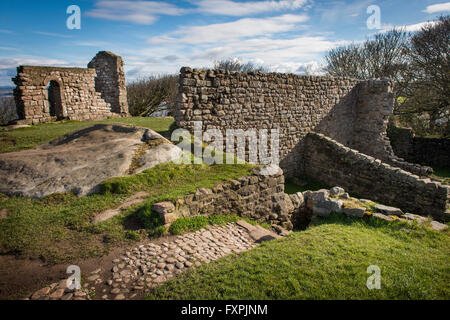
(12, 51, 129, 124)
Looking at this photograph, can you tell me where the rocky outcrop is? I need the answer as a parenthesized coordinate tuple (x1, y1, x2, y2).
(0, 124, 182, 198)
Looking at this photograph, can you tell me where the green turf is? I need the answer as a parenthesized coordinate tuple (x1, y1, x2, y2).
(168, 214, 269, 235)
(0, 117, 175, 153)
(284, 177, 330, 194)
(145, 214, 450, 300)
(431, 167, 450, 185)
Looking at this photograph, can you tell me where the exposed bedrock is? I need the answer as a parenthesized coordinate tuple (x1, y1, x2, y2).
(0, 124, 182, 198)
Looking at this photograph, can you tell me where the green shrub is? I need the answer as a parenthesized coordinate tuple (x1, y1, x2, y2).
(98, 178, 131, 195)
(136, 203, 163, 230)
(149, 225, 167, 238)
(124, 230, 141, 241)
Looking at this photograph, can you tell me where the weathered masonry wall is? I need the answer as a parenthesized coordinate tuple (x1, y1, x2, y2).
(88, 51, 129, 115)
(12, 51, 128, 124)
(175, 68, 427, 177)
(388, 125, 450, 168)
(175, 68, 360, 177)
(302, 132, 449, 220)
(12, 66, 113, 123)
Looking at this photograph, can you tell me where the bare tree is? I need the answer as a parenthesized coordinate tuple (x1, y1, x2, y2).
(396, 16, 450, 136)
(325, 29, 409, 81)
(213, 58, 268, 72)
(325, 18, 449, 137)
(127, 74, 178, 117)
(0, 97, 17, 125)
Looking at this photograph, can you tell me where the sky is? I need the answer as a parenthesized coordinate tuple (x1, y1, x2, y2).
(0, 0, 449, 86)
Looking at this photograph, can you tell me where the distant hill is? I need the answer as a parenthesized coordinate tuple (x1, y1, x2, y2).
(0, 87, 13, 98)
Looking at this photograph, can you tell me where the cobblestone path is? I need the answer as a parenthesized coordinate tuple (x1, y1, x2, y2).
(27, 222, 280, 300)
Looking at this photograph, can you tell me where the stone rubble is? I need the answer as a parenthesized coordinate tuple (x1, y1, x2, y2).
(302, 186, 449, 231)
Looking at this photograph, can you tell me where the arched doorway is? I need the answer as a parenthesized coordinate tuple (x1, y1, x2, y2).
(46, 80, 63, 119)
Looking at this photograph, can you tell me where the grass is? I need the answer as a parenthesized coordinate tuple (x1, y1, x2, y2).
(146, 213, 450, 300)
(168, 214, 270, 235)
(431, 167, 450, 185)
(0, 117, 175, 153)
(284, 177, 330, 194)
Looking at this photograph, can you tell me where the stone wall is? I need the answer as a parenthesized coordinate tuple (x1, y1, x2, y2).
(12, 66, 113, 124)
(154, 165, 297, 230)
(12, 51, 128, 124)
(175, 68, 428, 177)
(302, 132, 449, 220)
(88, 51, 129, 115)
(388, 125, 450, 168)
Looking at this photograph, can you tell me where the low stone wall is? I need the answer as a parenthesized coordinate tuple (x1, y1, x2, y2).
(153, 165, 296, 230)
(301, 132, 449, 220)
(388, 125, 450, 168)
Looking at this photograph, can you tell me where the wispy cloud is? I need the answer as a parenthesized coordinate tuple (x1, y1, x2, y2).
(423, 2, 450, 14)
(0, 47, 19, 51)
(0, 56, 69, 85)
(0, 57, 68, 69)
(317, 0, 372, 24)
(129, 13, 349, 78)
(193, 0, 308, 16)
(33, 31, 72, 38)
(148, 14, 309, 44)
(380, 20, 440, 33)
(86, 0, 189, 25)
(74, 41, 111, 47)
(0, 29, 14, 34)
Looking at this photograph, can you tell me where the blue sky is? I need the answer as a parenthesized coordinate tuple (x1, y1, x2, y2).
(0, 0, 449, 86)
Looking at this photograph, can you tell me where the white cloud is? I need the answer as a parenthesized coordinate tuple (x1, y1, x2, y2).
(33, 31, 72, 38)
(0, 57, 69, 86)
(87, 0, 188, 25)
(115, 12, 354, 81)
(380, 20, 440, 33)
(87, 0, 309, 24)
(148, 14, 309, 44)
(423, 2, 450, 14)
(193, 0, 308, 16)
(0, 57, 68, 70)
(318, 0, 372, 24)
(296, 61, 325, 75)
(0, 47, 19, 51)
(74, 41, 111, 47)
